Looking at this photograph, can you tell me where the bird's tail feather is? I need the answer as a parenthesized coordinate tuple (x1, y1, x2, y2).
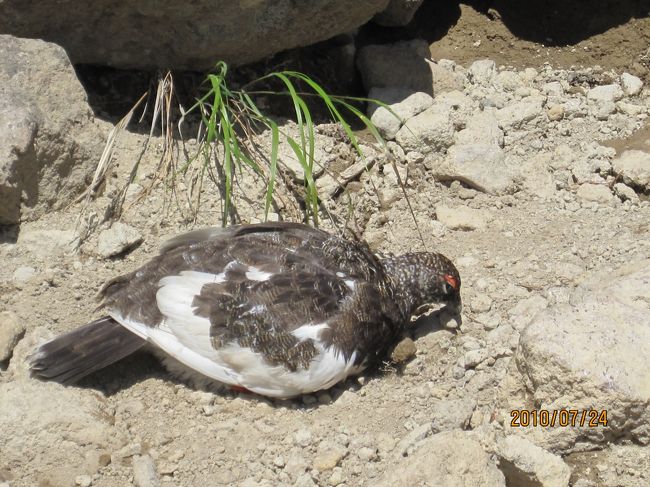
(29, 316, 146, 384)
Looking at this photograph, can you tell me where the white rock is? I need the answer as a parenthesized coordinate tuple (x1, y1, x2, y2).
(576, 183, 614, 204)
(464, 349, 489, 368)
(503, 260, 650, 451)
(496, 435, 571, 487)
(0, 380, 121, 483)
(96, 222, 143, 258)
(433, 144, 516, 195)
(455, 111, 504, 147)
(16, 229, 76, 257)
(378, 431, 505, 486)
(368, 88, 434, 140)
(509, 295, 548, 331)
(468, 60, 496, 84)
(0, 311, 25, 362)
(542, 81, 564, 96)
(620, 73, 643, 96)
(587, 84, 624, 103)
(12, 266, 36, 283)
(395, 107, 454, 154)
(430, 398, 476, 433)
(294, 429, 313, 447)
(435, 205, 491, 231)
(496, 97, 545, 130)
(133, 455, 160, 487)
(612, 150, 650, 189)
(613, 182, 639, 202)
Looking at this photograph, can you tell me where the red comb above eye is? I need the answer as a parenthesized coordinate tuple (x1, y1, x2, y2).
(443, 274, 459, 290)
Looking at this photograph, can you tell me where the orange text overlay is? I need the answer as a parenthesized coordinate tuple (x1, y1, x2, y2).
(510, 409, 608, 428)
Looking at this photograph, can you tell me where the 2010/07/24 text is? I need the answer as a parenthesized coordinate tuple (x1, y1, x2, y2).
(510, 409, 608, 428)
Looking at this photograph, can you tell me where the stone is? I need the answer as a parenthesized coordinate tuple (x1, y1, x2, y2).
(0, 1, 390, 70)
(357, 39, 433, 93)
(613, 182, 639, 202)
(294, 429, 313, 447)
(455, 111, 504, 147)
(374, 0, 424, 26)
(0, 35, 105, 224)
(432, 144, 516, 195)
(467, 60, 496, 84)
(16, 229, 76, 257)
(546, 105, 565, 121)
(430, 398, 476, 433)
(435, 205, 490, 231)
(576, 184, 614, 204)
(12, 266, 36, 283)
(378, 431, 505, 486)
(390, 337, 417, 363)
(495, 436, 571, 487)
(313, 443, 347, 471)
(0, 311, 25, 362)
(0, 380, 121, 485)
(395, 107, 454, 154)
(542, 82, 564, 96)
(367, 88, 434, 140)
(620, 73, 643, 96)
(75, 475, 92, 487)
(96, 222, 143, 258)
(133, 455, 160, 487)
(496, 98, 545, 130)
(612, 150, 650, 189)
(463, 349, 489, 368)
(587, 84, 624, 103)
(499, 260, 650, 452)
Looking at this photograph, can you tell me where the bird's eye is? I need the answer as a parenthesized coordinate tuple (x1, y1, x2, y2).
(443, 282, 454, 294)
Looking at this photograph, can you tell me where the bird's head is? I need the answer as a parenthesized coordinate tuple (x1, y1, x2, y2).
(381, 252, 462, 318)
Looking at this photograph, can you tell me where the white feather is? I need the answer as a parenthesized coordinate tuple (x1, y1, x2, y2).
(109, 270, 364, 398)
(244, 266, 273, 281)
(292, 323, 330, 342)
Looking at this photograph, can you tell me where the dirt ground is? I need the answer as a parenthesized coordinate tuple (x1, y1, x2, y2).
(2, 3, 650, 487)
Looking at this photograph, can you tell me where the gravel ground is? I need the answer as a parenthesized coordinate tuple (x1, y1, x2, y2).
(2, 53, 650, 487)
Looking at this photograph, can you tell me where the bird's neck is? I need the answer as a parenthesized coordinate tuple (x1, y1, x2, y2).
(380, 253, 428, 319)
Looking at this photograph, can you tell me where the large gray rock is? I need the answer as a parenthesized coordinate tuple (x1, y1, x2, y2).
(0, 0, 389, 70)
(378, 430, 506, 486)
(374, 0, 424, 26)
(0, 35, 105, 224)
(498, 260, 650, 453)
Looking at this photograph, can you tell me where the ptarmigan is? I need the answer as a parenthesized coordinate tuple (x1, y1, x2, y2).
(29, 222, 461, 398)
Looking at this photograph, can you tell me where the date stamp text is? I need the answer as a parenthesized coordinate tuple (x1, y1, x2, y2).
(510, 409, 608, 428)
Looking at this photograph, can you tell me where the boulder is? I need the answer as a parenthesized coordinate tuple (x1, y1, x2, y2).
(377, 430, 506, 486)
(0, 0, 390, 70)
(0, 35, 105, 224)
(367, 88, 434, 140)
(612, 150, 650, 189)
(498, 260, 650, 453)
(374, 0, 424, 27)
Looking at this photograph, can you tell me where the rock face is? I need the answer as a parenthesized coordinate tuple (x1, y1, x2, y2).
(0, 35, 105, 224)
(499, 260, 650, 453)
(0, 0, 390, 70)
(377, 431, 506, 486)
(373, 0, 424, 26)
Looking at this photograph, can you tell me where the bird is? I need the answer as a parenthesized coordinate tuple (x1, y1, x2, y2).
(29, 222, 461, 398)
